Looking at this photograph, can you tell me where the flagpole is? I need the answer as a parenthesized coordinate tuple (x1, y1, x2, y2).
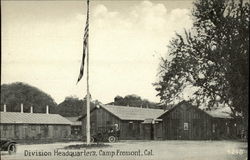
(86, 0, 91, 145)
(86, 47, 90, 145)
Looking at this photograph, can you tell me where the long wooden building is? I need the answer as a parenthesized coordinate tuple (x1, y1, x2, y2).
(80, 101, 241, 140)
(0, 111, 72, 140)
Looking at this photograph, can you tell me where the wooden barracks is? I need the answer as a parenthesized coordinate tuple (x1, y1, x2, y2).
(80, 101, 242, 140)
(80, 104, 164, 140)
(0, 104, 72, 140)
(0, 101, 242, 141)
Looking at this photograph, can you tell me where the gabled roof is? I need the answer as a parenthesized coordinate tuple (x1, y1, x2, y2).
(157, 100, 189, 119)
(0, 112, 72, 125)
(65, 117, 81, 126)
(157, 100, 233, 119)
(101, 105, 164, 121)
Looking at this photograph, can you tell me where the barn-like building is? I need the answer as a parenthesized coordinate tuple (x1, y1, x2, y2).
(80, 105, 164, 140)
(158, 101, 241, 140)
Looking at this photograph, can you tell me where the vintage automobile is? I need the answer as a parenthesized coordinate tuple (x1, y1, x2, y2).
(0, 138, 17, 155)
(90, 125, 120, 143)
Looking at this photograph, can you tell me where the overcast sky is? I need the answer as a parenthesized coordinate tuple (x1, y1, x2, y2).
(2, 0, 194, 104)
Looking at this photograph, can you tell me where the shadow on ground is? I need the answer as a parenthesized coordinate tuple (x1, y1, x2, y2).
(64, 143, 110, 149)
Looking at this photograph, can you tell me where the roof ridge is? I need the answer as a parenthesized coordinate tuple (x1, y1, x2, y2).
(99, 104, 164, 121)
(103, 104, 164, 110)
(0, 111, 59, 115)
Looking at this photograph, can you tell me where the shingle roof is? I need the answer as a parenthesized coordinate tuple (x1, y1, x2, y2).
(0, 112, 72, 125)
(205, 107, 232, 119)
(101, 105, 164, 121)
(65, 117, 81, 126)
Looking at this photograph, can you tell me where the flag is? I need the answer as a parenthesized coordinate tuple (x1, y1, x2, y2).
(77, 0, 89, 83)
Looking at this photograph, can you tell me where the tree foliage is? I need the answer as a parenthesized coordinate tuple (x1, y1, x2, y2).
(57, 96, 96, 117)
(1, 82, 57, 113)
(155, 0, 249, 123)
(113, 94, 159, 108)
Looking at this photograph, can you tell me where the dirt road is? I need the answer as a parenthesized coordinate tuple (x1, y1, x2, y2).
(1, 140, 247, 160)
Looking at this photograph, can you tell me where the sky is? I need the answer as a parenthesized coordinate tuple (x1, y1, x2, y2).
(1, 0, 194, 104)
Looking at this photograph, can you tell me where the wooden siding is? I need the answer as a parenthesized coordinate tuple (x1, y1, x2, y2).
(81, 108, 162, 140)
(211, 118, 240, 139)
(0, 124, 71, 140)
(154, 122, 163, 140)
(81, 102, 241, 140)
(120, 121, 141, 140)
(162, 102, 213, 140)
(161, 102, 240, 140)
(82, 108, 122, 139)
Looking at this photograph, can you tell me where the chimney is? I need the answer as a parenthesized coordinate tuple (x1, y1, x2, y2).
(3, 104, 7, 112)
(21, 103, 24, 113)
(46, 105, 49, 114)
(30, 106, 33, 113)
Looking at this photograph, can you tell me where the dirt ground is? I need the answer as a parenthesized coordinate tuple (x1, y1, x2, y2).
(0, 140, 247, 160)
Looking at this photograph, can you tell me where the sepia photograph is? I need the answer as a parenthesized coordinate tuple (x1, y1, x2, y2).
(1, 0, 248, 160)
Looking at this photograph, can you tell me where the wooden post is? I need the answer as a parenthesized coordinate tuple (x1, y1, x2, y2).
(3, 104, 7, 112)
(46, 105, 49, 114)
(21, 103, 23, 113)
(30, 106, 33, 113)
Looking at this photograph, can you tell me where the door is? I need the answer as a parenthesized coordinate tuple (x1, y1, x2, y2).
(171, 119, 180, 139)
(193, 119, 201, 139)
(41, 125, 49, 138)
(142, 124, 152, 140)
(14, 125, 19, 139)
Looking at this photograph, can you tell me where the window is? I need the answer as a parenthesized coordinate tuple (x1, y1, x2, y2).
(212, 123, 216, 133)
(128, 122, 133, 130)
(184, 123, 189, 130)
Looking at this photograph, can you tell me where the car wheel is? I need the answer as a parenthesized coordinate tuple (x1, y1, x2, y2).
(108, 136, 116, 143)
(8, 143, 16, 155)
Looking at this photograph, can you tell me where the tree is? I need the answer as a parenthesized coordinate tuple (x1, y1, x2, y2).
(113, 94, 158, 108)
(1, 82, 57, 113)
(154, 0, 249, 131)
(57, 96, 96, 117)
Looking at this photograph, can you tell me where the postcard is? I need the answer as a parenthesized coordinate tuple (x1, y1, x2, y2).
(1, 0, 248, 160)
